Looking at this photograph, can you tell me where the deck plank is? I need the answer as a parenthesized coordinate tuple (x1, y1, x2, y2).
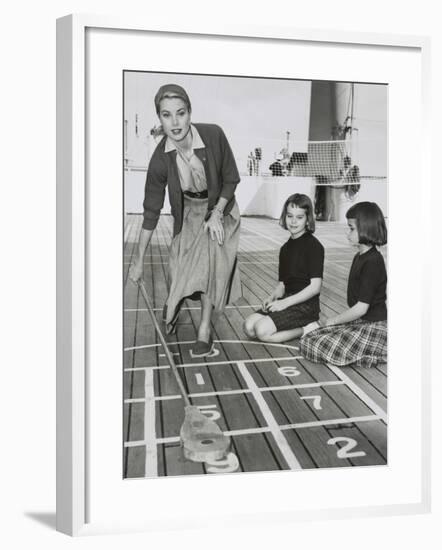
(163, 444, 206, 476)
(338, 368, 387, 412)
(229, 434, 284, 472)
(327, 425, 386, 466)
(352, 419, 388, 460)
(294, 425, 353, 468)
(123, 214, 388, 477)
(124, 447, 146, 478)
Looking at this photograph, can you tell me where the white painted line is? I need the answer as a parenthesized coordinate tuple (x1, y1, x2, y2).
(236, 360, 302, 470)
(152, 388, 251, 401)
(279, 414, 379, 431)
(125, 440, 147, 448)
(144, 368, 158, 477)
(155, 427, 270, 444)
(153, 395, 185, 402)
(125, 414, 380, 447)
(124, 355, 303, 371)
(125, 339, 202, 350)
(195, 373, 205, 385)
(261, 380, 345, 392)
(124, 304, 262, 312)
(124, 339, 300, 353)
(327, 364, 388, 423)
(136, 380, 345, 403)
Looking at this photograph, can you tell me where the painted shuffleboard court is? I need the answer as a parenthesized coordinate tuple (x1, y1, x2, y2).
(124, 215, 387, 477)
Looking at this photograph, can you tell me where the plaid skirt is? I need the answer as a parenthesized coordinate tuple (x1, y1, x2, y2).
(258, 295, 320, 332)
(300, 319, 387, 368)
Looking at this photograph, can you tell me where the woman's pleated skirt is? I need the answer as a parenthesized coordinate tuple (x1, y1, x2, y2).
(165, 196, 242, 333)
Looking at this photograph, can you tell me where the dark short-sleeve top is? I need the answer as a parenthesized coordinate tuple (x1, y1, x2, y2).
(278, 233, 324, 296)
(347, 247, 387, 321)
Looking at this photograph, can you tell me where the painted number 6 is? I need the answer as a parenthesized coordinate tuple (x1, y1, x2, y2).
(278, 366, 301, 377)
(327, 437, 366, 459)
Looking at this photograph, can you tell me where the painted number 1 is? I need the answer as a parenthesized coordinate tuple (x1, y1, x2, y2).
(327, 437, 366, 459)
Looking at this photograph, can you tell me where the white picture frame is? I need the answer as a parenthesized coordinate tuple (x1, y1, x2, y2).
(56, 14, 431, 536)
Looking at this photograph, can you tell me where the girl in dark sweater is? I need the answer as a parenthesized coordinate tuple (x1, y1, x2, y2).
(301, 201, 387, 368)
(244, 194, 324, 343)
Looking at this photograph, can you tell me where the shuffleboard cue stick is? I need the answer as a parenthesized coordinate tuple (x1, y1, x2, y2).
(137, 280, 231, 463)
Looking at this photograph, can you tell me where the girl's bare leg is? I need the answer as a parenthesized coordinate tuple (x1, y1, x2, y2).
(255, 317, 304, 343)
(261, 327, 304, 343)
(243, 312, 266, 338)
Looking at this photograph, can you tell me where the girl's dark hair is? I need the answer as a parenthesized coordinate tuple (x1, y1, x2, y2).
(346, 201, 387, 246)
(279, 193, 316, 233)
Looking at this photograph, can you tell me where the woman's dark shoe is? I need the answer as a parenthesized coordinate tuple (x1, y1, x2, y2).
(191, 336, 214, 358)
(163, 303, 178, 334)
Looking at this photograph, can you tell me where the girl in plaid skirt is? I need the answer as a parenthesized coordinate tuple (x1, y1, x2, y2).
(244, 194, 324, 343)
(300, 202, 387, 368)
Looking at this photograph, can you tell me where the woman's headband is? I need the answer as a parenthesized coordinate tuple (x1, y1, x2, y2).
(154, 84, 191, 114)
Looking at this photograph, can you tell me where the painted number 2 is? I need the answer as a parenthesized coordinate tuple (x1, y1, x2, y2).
(327, 437, 366, 459)
(278, 366, 301, 377)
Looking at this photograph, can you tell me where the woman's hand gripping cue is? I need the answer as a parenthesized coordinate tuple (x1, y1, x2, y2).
(129, 258, 144, 284)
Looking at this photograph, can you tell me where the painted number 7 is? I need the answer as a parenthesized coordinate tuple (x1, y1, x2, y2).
(300, 395, 322, 410)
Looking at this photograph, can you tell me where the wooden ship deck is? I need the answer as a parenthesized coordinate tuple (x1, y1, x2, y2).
(123, 215, 387, 478)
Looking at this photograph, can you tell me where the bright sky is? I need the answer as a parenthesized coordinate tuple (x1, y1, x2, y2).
(124, 71, 312, 167)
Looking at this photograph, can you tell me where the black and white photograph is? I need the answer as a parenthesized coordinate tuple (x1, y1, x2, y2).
(123, 71, 388, 478)
(1, 0, 438, 543)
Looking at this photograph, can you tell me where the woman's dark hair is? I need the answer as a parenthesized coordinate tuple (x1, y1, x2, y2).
(346, 201, 387, 246)
(279, 193, 316, 233)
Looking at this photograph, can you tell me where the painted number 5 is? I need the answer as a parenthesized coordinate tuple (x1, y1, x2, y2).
(197, 404, 221, 421)
(327, 437, 366, 459)
(206, 452, 239, 474)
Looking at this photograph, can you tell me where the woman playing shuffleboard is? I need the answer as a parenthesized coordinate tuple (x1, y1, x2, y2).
(129, 84, 242, 357)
